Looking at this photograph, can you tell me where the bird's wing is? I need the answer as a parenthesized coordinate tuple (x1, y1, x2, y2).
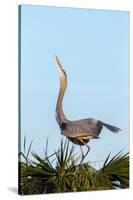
(62, 118, 102, 138)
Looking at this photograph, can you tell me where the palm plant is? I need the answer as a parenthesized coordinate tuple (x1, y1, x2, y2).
(18, 138, 129, 195)
(95, 151, 129, 189)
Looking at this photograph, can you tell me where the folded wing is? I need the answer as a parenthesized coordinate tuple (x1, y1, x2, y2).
(61, 118, 102, 138)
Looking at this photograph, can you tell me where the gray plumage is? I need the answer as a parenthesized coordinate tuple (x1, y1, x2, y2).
(55, 56, 121, 148)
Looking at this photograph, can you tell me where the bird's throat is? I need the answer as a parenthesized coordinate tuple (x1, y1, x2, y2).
(56, 78, 67, 119)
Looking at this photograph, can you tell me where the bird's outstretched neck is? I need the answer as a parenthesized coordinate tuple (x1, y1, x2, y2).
(56, 78, 67, 118)
(55, 56, 67, 122)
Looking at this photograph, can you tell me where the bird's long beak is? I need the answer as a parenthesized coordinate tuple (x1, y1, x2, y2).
(55, 55, 63, 77)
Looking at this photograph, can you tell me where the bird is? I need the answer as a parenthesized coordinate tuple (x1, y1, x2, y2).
(55, 55, 121, 162)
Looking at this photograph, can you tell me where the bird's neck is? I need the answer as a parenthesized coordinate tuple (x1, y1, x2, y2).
(56, 78, 67, 120)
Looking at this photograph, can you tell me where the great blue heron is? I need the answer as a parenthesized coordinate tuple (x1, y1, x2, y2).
(55, 56, 121, 161)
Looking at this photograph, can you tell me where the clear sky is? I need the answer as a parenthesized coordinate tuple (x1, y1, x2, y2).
(20, 5, 129, 167)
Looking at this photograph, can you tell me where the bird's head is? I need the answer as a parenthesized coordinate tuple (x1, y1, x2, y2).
(55, 55, 67, 80)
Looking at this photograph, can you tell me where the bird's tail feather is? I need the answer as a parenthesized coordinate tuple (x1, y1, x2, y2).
(101, 122, 121, 133)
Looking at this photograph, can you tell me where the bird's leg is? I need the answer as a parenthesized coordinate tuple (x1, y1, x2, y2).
(80, 146, 84, 163)
(79, 143, 90, 165)
(84, 144, 90, 158)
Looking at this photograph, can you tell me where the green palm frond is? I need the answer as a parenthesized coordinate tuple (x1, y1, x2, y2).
(96, 151, 129, 189)
(19, 138, 129, 195)
(18, 136, 33, 165)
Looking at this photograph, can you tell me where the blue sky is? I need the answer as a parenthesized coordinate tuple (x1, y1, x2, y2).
(20, 5, 129, 166)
